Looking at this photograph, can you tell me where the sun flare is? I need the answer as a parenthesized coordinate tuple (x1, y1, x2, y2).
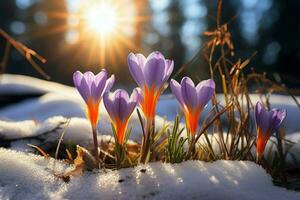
(58, 0, 150, 67)
(84, 2, 118, 36)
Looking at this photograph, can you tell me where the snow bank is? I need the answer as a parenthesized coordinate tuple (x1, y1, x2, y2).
(0, 92, 83, 121)
(0, 74, 75, 95)
(0, 148, 298, 200)
(0, 115, 167, 150)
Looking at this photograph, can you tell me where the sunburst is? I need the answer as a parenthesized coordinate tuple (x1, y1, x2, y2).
(27, 0, 150, 71)
(74, 0, 150, 68)
(83, 2, 118, 36)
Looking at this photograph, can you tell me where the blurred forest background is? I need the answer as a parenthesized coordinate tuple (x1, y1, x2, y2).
(0, 0, 299, 89)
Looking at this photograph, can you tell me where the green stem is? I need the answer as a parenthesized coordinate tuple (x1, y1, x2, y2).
(92, 125, 100, 168)
(115, 144, 125, 169)
(140, 118, 152, 164)
(256, 152, 261, 164)
(276, 129, 287, 184)
(187, 134, 196, 159)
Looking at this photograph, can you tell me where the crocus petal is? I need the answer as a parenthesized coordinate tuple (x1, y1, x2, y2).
(270, 109, 286, 132)
(114, 89, 131, 122)
(255, 102, 269, 133)
(181, 77, 198, 110)
(103, 92, 117, 121)
(83, 71, 95, 88)
(73, 71, 91, 103)
(91, 70, 107, 102)
(255, 102, 263, 128)
(104, 74, 115, 93)
(135, 87, 144, 104)
(125, 89, 139, 118)
(73, 71, 83, 88)
(128, 53, 146, 86)
(170, 79, 185, 108)
(144, 51, 166, 89)
(94, 69, 107, 85)
(130, 88, 139, 103)
(257, 102, 274, 133)
(135, 53, 147, 68)
(196, 79, 215, 108)
(163, 59, 174, 82)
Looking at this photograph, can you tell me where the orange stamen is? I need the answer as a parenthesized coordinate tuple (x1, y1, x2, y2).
(256, 127, 272, 157)
(184, 106, 202, 135)
(140, 85, 161, 120)
(114, 116, 129, 145)
(87, 98, 100, 127)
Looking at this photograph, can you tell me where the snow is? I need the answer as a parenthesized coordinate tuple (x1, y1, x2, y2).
(0, 115, 167, 146)
(0, 148, 71, 200)
(0, 74, 75, 95)
(0, 148, 299, 200)
(0, 92, 84, 121)
(0, 119, 37, 139)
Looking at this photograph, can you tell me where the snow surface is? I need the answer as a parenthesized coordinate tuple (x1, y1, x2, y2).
(0, 148, 299, 200)
(0, 115, 167, 152)
(0, 74, 75, 95)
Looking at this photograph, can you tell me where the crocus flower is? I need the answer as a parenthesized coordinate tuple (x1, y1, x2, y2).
(73, 70, 114, 167)
(103, 89, 139, 145)
(128, 51, 174, 120)
(170, 77, 215, 134)
(255, 102, 286, 158)
(73, 70, 115, 127)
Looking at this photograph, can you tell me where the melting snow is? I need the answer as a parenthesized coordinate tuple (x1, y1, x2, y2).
(0, 148, 299, 200)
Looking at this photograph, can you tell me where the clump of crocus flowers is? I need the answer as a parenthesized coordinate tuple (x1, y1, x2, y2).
(72, 51, 287, 169)
(255, 102, 286, 162)
(103, 89, 139, 168)
(73, 70, 115, 167)
(128, 51, 174, 163)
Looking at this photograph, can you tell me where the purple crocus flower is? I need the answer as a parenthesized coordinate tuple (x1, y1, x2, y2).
(128, 51, 174, 120)
(103, 89, 139, 145)
(255, 102, 286, 157)
(170, 77, 215, 134)
(73, 69, 115, 167)
(73, 70, 115, 127)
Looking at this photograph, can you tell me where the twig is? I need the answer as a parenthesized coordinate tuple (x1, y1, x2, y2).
(55, 119, 71, 160)
(195, 102, 233, 143)
(0, 28, 49, 79)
